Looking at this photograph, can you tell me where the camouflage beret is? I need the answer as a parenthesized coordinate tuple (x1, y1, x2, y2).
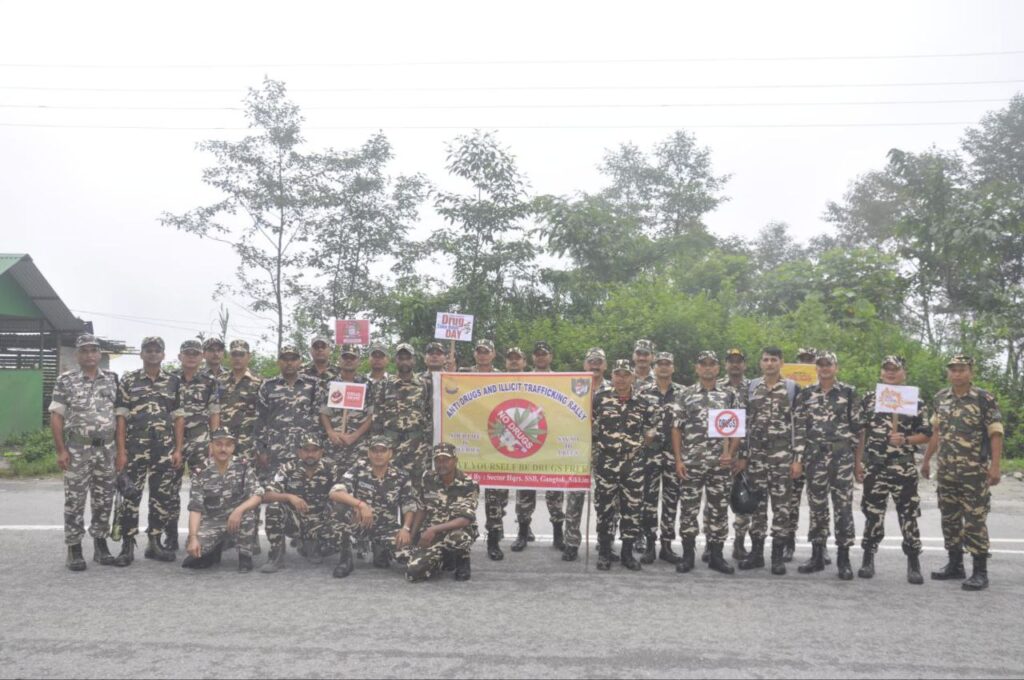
(75, 334, 100, 349)
(368, 341, 389, 356)
(611, 359, 633, 373)
(947, 354, 974, 367)
(505, 346, 524, 358)
(725, 347, 746, 359)
(475, 339, 495, 352)
(815, 350, 838, 365)
(881, 354, 906, 369)
(299, 433, 324, 449)
(585, 347, 606, 361)
(229, 339, 250, 353)
(696, 350, 719, 364)
(654, 351, 674, 363)
(433, 442, 457, 458)
(278, 344, 301, 358)
(533, 341, 552, 355)
(202, 337, 225, 351)
(141, 336, 165, 350)
(796, 347, 818, 361)
(425, 341, 446, 353)
(209, 426, 235, 441)
(310, 335, 331, 347)
(633, 339, 655, 354)
(368, 434, 394, 450)
(339, 343, 361, 357)
(180, 339, 203, 353)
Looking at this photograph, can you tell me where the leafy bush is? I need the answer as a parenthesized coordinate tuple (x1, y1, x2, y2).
(1, 429, 59, 477)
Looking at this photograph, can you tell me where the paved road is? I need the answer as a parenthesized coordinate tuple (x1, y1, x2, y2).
(2, 477, 1023, 679)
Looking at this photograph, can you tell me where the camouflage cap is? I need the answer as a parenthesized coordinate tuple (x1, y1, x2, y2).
(209, 426, 235, 441)
(278, 344, 301, 359)
(505, 346, 524, 358)
(881, 354, 906, 369)
(339, 343, 360, 357)
(229, 339, 250, 353)
(433, 442, 457, 458)
(368, 434, 393, 450)
(815, 350, 838, 365)
(368, 341, 389, 356)
(696, 350, 719, 364)
(395, 342, 416, 356)
(140, 336, 165, 350)
(533, 341, 552, 355)
(202, 337, 225, 351)
(654, 351, 674, 363)
(611, 359, 633, 373)
(475, 339, 495, 352)
(75, 334, 101, 349)
(796, 347, 818, 362)
(299, 433, 324, 449)
(425, 341, 445, 353)
(585, 347, 606, 361)
(725, 347, 746, 360)
(310, 335, 330, 348)
(633, 339, 655, 354)
(180, 339, 203, 354)
(947, 354, 974, 367)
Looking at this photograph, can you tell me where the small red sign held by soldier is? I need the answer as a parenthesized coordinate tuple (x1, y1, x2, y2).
(335, 319, 369, 346)
(327, 381, 367, 410)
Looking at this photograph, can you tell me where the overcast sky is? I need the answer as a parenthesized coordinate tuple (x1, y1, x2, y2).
(2, 0, 1022, 372)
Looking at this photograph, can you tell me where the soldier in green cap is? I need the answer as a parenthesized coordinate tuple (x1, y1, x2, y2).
(319, 344, 373, 473)
(254, 344, 320, 481)
(366, 342, 391, 432)
(302, 335, 339, 384)
(217, 340, 263, 463)
(379, 343, 432, 489)
(201, 337, 228, 380)
(922, 354, 1004, 591)
(717, 347, 751, 561)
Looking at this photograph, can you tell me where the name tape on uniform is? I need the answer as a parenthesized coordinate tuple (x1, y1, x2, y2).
(335, 319, 369, 345)
(327, 381, 367, 410)
(874, 384, 919, 416)
(707, 408, 746, 438)
(435, 312, 474, 342)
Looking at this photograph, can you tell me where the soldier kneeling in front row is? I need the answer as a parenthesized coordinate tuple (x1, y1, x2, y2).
(183, 427, 263, 572)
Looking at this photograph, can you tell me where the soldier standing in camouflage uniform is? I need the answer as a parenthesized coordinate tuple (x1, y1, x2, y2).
(792, 351, 861, 580)
(320, 344, 373, 473)
(783, 346, 819, 563)
(302, 335, 339, 384)
(405, 443, 479, 582)
(855, 355, 930, 584)
(261, 435, 344, 573)
(672, 351, 738, 575)
(500, 346, 536, 552)
(420, 341, 447, 417)
(717, 348, 751, 561)
(632, 339, 656, 391)
(201, 337, 228, 379)
(922, 355, 1004, 591)
(366, 342, 391, 433)
(592, 359, 661, 571)
(165, 339, 221, 553)
(638, 351, 684, 565)
(49, 334, 119, 570)
(329, 435, 417, 578)
(736, 346, 798, 576)
(217, 340, 262, 462)
(182, 427, 263, 572)
(379, 343, 432, 487)
(113, 336, 185, 566)
(254, 344, 319, 483)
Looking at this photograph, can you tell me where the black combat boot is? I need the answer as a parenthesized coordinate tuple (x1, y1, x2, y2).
(620, 539, 641, 571)
(181, 554, 202, 569)
(798, 543, 825, 574)
(453, 553, 472, 581)
(659, 539, 681, 565)
(527, 526, 536, 542)
(634, 533, 647, 555)
(596, 536, 612, 571)
(677, 537, 696, 574)
(858, 548, 875, 579)
(486, 529, 504, 561)
(782, 535, 795, 563)
(906, 552, 923, 585)
(552, 521, 565, 551)
(442, 549, 456, 571)
(961, 554, 988, 591)
(931, 550, 966, 580)
(144, 533, 176, 562)
(261, 542, 286, 573)
(824, 544, 832, 566)
(93, 537, 115, 566)
(561, 545, 579, 562)
(739, 537, 765, 570)
(701, 543, 710, 564)
(238, 553, 253, 573)
(708, 542, 735, 575)
(333, 542, 354, 579)
(640, 532, 657, 564)
(113, 535, 135, 567)
(66, 544, 86, 571)
(732, 531, 749, 562)
(511, 520, 531, 552)
(836, 547, 854, 580)
(372, 542, 391, 568)
(163, 523, 179, 552)
(770, 539, 787, 575)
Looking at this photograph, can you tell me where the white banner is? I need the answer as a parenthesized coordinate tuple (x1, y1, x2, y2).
(874, 384, 919, 416)
(707, 408, 746, 438)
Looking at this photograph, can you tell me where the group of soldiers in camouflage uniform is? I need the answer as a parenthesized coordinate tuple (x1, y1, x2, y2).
(51, 331, 1004, 591)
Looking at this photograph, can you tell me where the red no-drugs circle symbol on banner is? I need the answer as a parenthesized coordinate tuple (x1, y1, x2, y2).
(487, 399, 548, 459)
(713, 410, 740, 437)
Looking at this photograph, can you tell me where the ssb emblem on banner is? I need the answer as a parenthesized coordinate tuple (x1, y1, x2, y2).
(571, 378, 590, 397)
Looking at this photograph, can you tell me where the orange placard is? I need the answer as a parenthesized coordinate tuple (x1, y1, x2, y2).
(782, 363, 817, 388)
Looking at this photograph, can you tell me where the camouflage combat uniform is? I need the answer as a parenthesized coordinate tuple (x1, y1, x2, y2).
(264, 458, 345, 552)
(673, 382, 737, 544)
(301, 362, 339, 384)
(378, 372, 432, 487)
(333, 460, 417, 559)
(930, 386, 1003, 557)
(592, 388, 662, 542)
(717, 376, 750, 540)
(859, 391, 930, 556)
(640, 380, 685, 541)
(793, 380, 861, 549)
(188, 456, 263, 557)
(366, 371, 391, 434)
(217, 369, 263, 461)
(114, 369, 184, 538)
(745, 379, 797, 543)
(50, 367, 119, 545)
(404, 468, 480, 581)
(167, 368, 220, 530)
(254, 375, 319, 478)
(318, 374, 373, 472)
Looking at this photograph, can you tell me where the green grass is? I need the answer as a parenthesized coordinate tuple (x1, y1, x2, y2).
(1001, 457, 1024, 475)
(1, 429, 60, 478)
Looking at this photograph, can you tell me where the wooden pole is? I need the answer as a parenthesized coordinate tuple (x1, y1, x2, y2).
(341, 409, 349, 434)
